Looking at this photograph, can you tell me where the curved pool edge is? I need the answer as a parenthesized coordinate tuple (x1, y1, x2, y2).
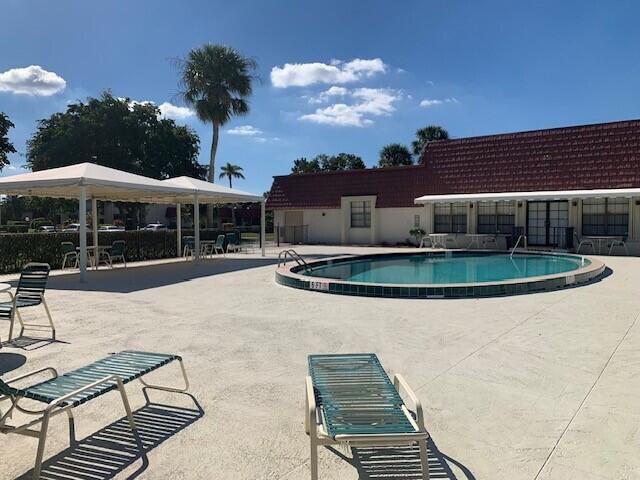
(275, 250, 606, 299)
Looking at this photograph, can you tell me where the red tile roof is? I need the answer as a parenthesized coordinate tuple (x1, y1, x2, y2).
(267, 119, 640, 209)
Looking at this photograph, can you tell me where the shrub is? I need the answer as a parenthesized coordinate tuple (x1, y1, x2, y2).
(0, 229, 239, 274)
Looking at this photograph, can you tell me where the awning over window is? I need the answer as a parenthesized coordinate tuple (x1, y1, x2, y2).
(415, 188, 640, 204)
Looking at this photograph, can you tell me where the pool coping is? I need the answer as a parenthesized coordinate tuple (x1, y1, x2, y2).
(275, 250, 607, 299)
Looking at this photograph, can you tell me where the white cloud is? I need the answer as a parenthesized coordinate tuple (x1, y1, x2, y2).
(307, 86, 349, 103)
(0, 65, 66, 96)
(123, 98, 194, 121)
(226, 125, 263, 136)
(158, 102, 194, 120)
(271, 58, 387, 88)
(300, 88, 401, 127)
(419, 97, 459, 108)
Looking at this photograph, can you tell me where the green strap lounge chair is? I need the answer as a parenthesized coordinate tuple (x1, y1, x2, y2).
(0, 350, 189, 480)
(60, 242, 78, 269)
(99, 240, 127, 268)
(306, 354, 430, 480)
(214, 234, 226, 256)
(0, 263, 54, 346)
(183, 236, 196, 259)
(226, 232, 240, 253)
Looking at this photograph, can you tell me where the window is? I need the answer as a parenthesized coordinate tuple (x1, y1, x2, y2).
(414, 215, 421, 227)
(582, 198, 629, 236)
(350, 200, 371, 228)
(434, 203, 467, 233)
(477, 202, 515, 234)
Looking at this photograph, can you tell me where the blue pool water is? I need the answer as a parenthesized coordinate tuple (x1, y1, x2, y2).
(306, 253, 588, 285)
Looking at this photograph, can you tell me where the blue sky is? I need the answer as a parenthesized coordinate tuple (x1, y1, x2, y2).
(1, 0, 639, 193)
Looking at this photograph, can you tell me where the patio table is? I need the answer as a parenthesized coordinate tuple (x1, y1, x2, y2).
(467, 234, 498, 249)
(76, 246, 111, 270)
(428, 233, 451, 248)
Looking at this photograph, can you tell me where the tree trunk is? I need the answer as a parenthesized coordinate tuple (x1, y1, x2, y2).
(206, 122, 219, 227)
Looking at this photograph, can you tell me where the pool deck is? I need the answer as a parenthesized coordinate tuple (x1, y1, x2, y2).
(1, 245, 639, 479)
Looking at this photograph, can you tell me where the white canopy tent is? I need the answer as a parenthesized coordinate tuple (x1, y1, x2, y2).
(161, 176, 265, 260)
(0, 163, 266, 281)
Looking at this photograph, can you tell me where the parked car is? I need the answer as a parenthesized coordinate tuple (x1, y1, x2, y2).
(37, 225, 56, 233)
(99, 225, 125, 232)
(143, 223, 167, 231)
(62, 224, 89, 232)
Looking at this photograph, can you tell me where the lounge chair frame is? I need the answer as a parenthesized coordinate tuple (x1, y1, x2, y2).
(305, 354, 430, 480)
(0, 263, 55, 346)
(0, 351, 189, 480)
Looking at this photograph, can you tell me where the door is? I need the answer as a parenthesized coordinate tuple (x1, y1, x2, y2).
(527, 201, 568, 246)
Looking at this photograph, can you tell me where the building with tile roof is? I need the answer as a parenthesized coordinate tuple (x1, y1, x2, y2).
(267, 119, 640, 252)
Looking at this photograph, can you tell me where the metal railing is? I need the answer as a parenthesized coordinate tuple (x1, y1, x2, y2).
(278, 249, 310, 271)
(510, 235, 528, 258)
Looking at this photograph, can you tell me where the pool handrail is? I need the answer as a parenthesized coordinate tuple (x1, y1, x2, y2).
(510, 235, 528, 258)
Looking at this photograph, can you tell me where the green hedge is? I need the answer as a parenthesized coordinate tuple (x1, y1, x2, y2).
(0, 229, 238, 274)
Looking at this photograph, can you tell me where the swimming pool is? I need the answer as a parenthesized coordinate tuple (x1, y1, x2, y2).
(276, 251, 605, 298)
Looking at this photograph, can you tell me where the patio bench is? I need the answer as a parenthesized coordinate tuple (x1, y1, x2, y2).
(0, 350, 189, 480)
(306, 353, 430, 479)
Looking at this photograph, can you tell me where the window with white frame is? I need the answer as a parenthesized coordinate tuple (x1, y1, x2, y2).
(350, 200, 371, 228)
(434, 203, 467, 233)
(477, 201, 516, 234)
(414, 214, 421, 227)
(582, 198, 629, 236)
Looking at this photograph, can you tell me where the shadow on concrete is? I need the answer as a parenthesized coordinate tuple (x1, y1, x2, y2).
(0, 352, 26, 374)
(15, 393, 203, 480)
(1, 335, 69, 351)
(40, 257, 280, 293)
(327, 437, 475, 480)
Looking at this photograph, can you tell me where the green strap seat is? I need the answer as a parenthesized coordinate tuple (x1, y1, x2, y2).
(308, 353, 415, 438)
(1, 351, 180, 407)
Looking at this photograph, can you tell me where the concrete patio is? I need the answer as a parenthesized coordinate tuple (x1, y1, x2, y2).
(1, 245, 639, 480)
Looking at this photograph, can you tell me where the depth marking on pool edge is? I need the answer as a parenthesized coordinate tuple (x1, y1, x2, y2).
(532, 308, 640, 480)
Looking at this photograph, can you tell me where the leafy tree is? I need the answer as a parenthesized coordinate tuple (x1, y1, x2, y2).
(177, 44, 257, 224)
(27, 91, 204, 179)
(0, 112, 16, 171)
(291, 157, 321, 174)
(378, 143, 413, 167)
(411, 125, 449, 157)
(318, 153, 365, 171)
(26, 92, 204, 228)
(219, 162, 245, 188)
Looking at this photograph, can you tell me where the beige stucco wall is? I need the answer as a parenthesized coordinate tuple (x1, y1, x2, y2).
(272, 197, 640, 253)
(303, 209, 341, 244)
(376, 207, 425, 244)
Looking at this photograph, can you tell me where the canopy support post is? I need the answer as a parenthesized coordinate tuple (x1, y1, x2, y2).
(176, 203, 182, 258)
(194, 195, 200, 263)
(261, 200, 266, 257)
(79, 187, 88, 282)
(92, 197, 98, 270)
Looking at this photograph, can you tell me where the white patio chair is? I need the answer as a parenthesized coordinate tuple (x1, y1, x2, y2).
(444, 236, 457, 249)
(482, 236, 498, 249)
(575, 233, 595, 254)
(608, 238, 629, 255)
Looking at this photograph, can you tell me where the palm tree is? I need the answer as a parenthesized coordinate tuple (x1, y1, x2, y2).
(178, 43, 257, 224)
(378, 143, 413, 167)
(219, 162, 245, 188)
(411, 125, 449, 158)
